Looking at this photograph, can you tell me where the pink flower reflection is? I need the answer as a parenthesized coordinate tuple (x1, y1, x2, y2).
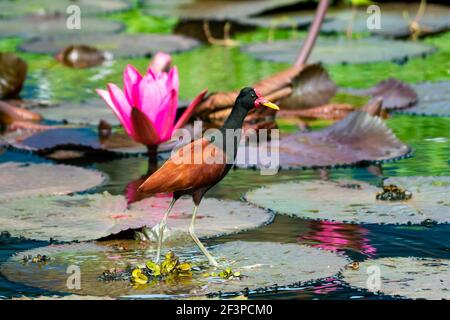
(298, 220, 376, 257)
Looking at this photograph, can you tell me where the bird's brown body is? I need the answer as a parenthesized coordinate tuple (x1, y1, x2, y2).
(138, 138, 229, 204)
(137, 87, 279, 266)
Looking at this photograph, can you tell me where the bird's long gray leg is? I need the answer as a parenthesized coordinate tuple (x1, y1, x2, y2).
(189, 205, 219, 267)
(155, 198, 176, 263)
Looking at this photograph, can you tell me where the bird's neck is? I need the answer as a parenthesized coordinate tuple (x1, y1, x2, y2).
(217, 105, 249, 161)
(221, 105, 248, 132)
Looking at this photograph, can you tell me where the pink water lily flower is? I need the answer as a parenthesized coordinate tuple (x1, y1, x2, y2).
(96, 52, 207, 146)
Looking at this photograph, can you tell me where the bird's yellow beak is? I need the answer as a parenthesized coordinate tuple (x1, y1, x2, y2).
(261, 100, 280, 110)
(255, 97, 280, 110)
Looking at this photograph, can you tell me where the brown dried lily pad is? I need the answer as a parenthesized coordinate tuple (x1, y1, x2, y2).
(195, 64, 335, 126)
(245, 176, 450, 225)
(0, 162, 106, 201)
(0, 193, 273, 241)
(0, 14, 124, 39)
(279, 63, 338, 110)
(0, 52, 27, 99)
(0, 241, 348, 297)
(55, 45, 110, 69)
(19, 34, 201, 58)
(342, 257, 450, 300)
(278, 103, 354, 120)
(241, 37, 435, 64)
(235, 111, 411, 169)
(0, 0, 131, 18)
(0, 101, 42, 125)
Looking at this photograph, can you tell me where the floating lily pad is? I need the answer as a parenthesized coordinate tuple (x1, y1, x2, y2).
(19, 34, 201, 58)
(28, 99, 120, 126)
(398, 82, 450, 117)
(0, 0, 131, 17)
(0, 15, 124, 39)
(236, 11, 315, 29)
(12, 295, 114, 300)
(343, 78, 417, 110)
(0, 162, 106, 201)
(0, 193, 273, 241)
(142, 0, 304, 21)
(235, 111, 410, 169)
(342, 257, 450, 300)
(241, 37, 435, 64)
(0, 241, 348, 297)
(245, 176, 450, 225)
(4, 127, 147, 158)
(321, 3, 450, 38)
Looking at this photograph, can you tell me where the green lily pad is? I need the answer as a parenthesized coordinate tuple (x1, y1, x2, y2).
(245, 176, 450, 225)
(0, 0, 131, 18)
(342, 257, 450, 300)
(0, 193, 273, 241)
(0, 162, 106, 201)
(19, 33, 201, 58)
(0, 240, 349, 297)
(321, 3, 450, 38)
(28, 99, 120, 126)
(0, 15, 124, 39)
(235, 111, 410, 169)
(241, 37, 435, 64)
(398, 81, 450, 117)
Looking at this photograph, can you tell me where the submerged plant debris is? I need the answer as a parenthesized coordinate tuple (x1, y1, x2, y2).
(22, 254, 50, 264)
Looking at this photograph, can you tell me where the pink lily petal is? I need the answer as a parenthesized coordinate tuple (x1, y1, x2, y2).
(107, 83, 133, 136)
(166, 66, 179, 94)
(149, 52, 172, 74)
(139, 73, 164, 119)
(123, 64, 142, 108)
(156, 89, 178, 142)
(96, 88, 132, 136)
(174, 89, 208, 130)
(130, 108, 161, 146)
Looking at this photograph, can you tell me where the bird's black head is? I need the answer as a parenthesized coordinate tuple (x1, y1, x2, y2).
(236, 87, 280, 112)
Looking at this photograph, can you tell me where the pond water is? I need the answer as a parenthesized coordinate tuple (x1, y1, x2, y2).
(1, 25, 449, 299)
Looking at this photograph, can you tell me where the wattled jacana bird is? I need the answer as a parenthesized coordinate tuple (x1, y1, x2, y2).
(138, 87, 280, 267)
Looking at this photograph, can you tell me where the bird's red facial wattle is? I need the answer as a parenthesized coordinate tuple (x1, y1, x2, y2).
(253, 92, 280, 110)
